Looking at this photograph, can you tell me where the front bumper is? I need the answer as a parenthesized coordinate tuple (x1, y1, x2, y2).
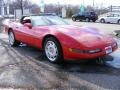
(63, 43, 118, 60)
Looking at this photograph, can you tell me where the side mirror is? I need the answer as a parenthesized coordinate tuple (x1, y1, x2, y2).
(24, 23, 32, 29)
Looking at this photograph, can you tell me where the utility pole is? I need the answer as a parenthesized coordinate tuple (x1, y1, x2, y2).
(20, 0, 24, 16)
(7, 5, 9, 15)
(93, 0, 95, 7)
(6, 0, 10, 15)
(0, 0, 5, 16)
(83, 0, 84, 6)
(57, 2, 61, 15)
(40, 0, 45, 13)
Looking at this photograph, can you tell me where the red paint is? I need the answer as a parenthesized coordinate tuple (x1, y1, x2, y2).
(4, 23, 118, 60)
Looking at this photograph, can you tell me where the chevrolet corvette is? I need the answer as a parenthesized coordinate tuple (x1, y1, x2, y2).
(4, 13, 118, 63)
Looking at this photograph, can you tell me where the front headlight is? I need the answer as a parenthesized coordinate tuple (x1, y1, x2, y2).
(88, 49, 101, 54)
(69, 48, 101, 54)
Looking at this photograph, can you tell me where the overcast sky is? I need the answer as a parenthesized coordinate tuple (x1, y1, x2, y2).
(31, 0, 120, 7)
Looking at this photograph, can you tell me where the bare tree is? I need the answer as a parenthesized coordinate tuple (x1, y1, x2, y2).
(31, 4, 40, 14)
(9, 0, 32, 15)
(20, 0, 23, 15)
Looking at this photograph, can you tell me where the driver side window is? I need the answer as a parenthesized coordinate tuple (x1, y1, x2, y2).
(107, 14, 114, 17)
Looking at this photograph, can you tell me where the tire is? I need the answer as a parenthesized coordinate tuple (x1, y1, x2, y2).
(117, 20, 120, 24)
(8, 30, 20, 47)
(72, 17, 76, 21)
(86, 18, 90, 22)
(79, 19, 82, 21)
(117, 34, 120, 38)
(100, 19, 105, 23)
(92, 19, 96, 22)
(43, 37, 63, 63)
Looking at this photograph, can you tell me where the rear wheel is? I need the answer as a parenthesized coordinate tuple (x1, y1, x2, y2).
(72, 17, 76, 21)
(92, 19, 96, 22)
(43, 37, 63, 63)
(100, 19, 105, 23)
(117, 33, 120, 38)
(117, 19, 120, 24)
(86, 18, 90, 22)
(8, 30, 20, 47)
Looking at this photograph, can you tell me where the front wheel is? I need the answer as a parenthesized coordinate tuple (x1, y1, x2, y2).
(117, 20, 120, 24)
(86, 18, 90, 22)
(72, 17, 76, 21)
(8, 31, 20, 47)
(100, 19, 105, 23)
(92, 19, 96, 22)
(43, 37, 63, 63)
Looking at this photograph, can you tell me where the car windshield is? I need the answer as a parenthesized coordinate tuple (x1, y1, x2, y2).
(31, 15, 69, 26)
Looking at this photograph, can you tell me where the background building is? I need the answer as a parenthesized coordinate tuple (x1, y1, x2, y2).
(0, 0, 9, 16)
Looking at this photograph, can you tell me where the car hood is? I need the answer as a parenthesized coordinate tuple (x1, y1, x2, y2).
(36, 25, 114, 47)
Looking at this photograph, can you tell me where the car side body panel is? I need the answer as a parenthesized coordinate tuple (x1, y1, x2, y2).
(4, 21, 118, 60)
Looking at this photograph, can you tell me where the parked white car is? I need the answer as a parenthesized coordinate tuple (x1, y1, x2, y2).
(99, 14, 120, 24)
(0, 15, 3, 19)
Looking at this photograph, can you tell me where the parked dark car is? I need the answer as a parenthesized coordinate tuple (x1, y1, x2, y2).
(72, 11, 98, 22)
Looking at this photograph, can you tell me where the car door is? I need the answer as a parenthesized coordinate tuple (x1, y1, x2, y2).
(80, 12, 85, 20)
(77, 13, 83, 20)
(13, 23, 25, 41)
(112, 14, 120, 23)
(84, 12, 89, 20)
(105, 14, 114, 23)
(20, 25, 40, 47)
(14, 23, 37, 47)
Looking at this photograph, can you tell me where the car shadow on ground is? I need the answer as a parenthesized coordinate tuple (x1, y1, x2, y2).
(1, 39, 119, 76)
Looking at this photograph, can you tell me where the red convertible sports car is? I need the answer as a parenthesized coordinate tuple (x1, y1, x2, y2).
(4, 13, 118, 63)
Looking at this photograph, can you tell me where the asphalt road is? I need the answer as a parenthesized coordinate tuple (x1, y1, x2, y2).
(0, 19, 120, 90)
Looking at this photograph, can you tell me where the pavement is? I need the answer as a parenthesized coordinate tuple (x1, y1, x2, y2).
(0, 19, 120, 90)
(66, 19, 120, 34)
